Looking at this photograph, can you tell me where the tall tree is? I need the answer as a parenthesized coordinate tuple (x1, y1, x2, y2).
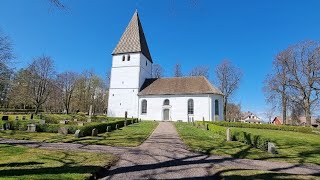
(27, 55, 55, 114)
(152, 64, 164, 78)
(173, 63, 183, 77)
(264, 50, 290, 124)
(57, 71, 79, 114)
(226, 103, 241, 122)
(189, 65, 209, 79)
(215, 60, 242, 121)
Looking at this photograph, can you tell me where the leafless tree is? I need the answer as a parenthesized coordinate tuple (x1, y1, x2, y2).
(264, 50, 290, 124)
(215, 60, 242, 121)
(49, 0, 66, 9)
(57, 71, 79, 114)
(27, 55, 55, 114)
(189, 65, 209, 79)
(173, 63, 183, 77)
(264, 105, 276, 124)
(153, 64, 164, 78)
(0, 30, 14, 65)
(226, 103, 242, 122)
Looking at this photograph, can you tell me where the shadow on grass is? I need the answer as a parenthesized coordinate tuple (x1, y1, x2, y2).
(0, 162, 44, 167)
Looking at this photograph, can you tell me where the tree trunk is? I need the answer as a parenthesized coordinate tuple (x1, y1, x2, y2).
(305, 105, 311, 126)
(224, 98, 227, 121)
(34, 105, 40, 115)
(282, 93, 287, 125)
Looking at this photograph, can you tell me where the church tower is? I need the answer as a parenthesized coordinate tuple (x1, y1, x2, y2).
(108, 11, 153, 118)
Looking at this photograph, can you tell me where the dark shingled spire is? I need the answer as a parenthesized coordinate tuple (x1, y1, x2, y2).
(112, 11, 153, 62)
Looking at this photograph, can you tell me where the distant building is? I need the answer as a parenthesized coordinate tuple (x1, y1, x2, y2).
(272, 116, 318, 126)
(272, 116, 282, 125)
(240, 111, 262, 124)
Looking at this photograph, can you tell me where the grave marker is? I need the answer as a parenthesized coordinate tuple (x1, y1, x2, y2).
(91, 128, 98, 136)
(226, 128, 231, 141)
(106, 126, 111, 132)
(75, 130, 81, 138)
(268, 142, 277, 154)
(27, 124, 36, 132)
(39, 120, 46, 125)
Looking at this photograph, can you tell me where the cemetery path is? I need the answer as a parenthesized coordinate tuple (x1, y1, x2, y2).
(1, 122, 320, 179)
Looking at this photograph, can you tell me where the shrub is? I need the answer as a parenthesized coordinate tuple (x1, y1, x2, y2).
(232, 129, 270, 151)
(79, 119, 126, 136)
(209, 121, 314, 134)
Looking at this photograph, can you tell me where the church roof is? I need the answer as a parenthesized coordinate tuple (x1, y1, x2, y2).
(112, 11, 153, 62)
(138, 76, 223, 96)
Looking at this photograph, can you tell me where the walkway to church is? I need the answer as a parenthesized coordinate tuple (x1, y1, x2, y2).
(1, 122, 320, 179)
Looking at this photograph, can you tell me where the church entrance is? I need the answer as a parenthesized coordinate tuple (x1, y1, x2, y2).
(163, 109, 170, 120)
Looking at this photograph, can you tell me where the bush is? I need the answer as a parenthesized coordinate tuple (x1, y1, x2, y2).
(232, 129, 270, 151)
(210, 121, 314, 134)
(79, 119, 127, 136)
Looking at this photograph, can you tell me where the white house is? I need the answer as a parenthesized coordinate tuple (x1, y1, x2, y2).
(107, 11, 224, 122)
(240, 111, 262, 124)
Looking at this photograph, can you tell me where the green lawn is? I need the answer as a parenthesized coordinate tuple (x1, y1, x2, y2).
(0, 121, 159, 147)
(0, 144, 117, 180)
(175, 122, 274, 159)
(232, 127, 320, 165)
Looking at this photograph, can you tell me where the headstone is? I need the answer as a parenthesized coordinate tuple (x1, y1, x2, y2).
(206, 124, 209, 130)
(3, 122, 11, 130)
(27, 124, 36, 132)
(125, 111, 128, 120)
(15, 116, 19, 120)
(1, 116, 8, 121)
(77, 122, 84, 126)
(74, 119, 78, 122)
(59, 120, 67, 124)
(115, 124, 119, 129)
(91, 128, 98, 136)
(58, 127, 68, 135)
(22, 116, 26, 120)
(226, 128, 231, 141)
(39, 120, 46, 125)
(75, 130, 81, 138)
(106, 126, 111, 132)
(88, 105, 93, 121)
(268, 142, 277, 154)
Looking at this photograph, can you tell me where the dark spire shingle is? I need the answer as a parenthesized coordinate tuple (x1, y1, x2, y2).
(112, 11, 153, 62)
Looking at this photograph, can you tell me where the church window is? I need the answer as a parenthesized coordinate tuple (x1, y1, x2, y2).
(141, 100, 147, 114)
(215, 100, 219, 115)
(163, 99, 170, 105)
(122, 55, 125, 61)
(128, 55, 130, 61)
(146, 60, 147, 66)
(188, 99, 194, 115)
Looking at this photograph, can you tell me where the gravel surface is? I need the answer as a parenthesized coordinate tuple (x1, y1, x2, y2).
(1, 122, 320, 179)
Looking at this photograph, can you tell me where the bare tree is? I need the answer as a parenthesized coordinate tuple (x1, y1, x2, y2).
(284, 41, 320, 125)
(49, 0, 66, 9)
(215, 60, 242, 121)
(57, 71, 79, 114)
(264, 50, 290, 124)
(153, 64, 164, 78)
(173, 63, 183, 77)
(226, 103, 241, 122)
(0, 30, 14, 65)
(27, 55, 55, 114)
(189, 65, 209, 79)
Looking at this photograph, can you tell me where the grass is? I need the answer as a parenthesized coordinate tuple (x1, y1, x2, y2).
(0, 121, 159, 147)
(0, 144, 117, 180)
(232, 127, 320, 165)
(175, 122, 274, 159)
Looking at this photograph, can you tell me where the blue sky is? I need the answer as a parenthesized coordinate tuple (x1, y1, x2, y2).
(1, 0, 320, 117)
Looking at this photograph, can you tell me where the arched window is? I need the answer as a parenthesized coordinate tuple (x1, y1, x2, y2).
(215, 99, 219, 115)
(122, 55, 125, 61)
(141, 100, 147, 114)
(163, 99, 170, 105)
(127, 55, 130, 61)
(188, 99, 194, 115)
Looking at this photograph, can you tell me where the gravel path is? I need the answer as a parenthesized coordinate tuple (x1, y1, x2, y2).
(1, 122, 320, 179)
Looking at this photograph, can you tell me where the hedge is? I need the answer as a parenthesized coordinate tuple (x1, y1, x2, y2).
(210, 121, 314, 134)
(231, 129, 270, 151)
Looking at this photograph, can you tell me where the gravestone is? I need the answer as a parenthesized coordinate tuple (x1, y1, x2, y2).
(226, 128, 231, 141)
(268, 142, 277, 154)
(75, 130, 81, 138)
(77, 122, 84, 126)
(59, 120, 67, 124)
(22, 116, 26, 120)
(39, 120, 46, 125)
(106, 126, 111, 132)
(58, 127, 68, 135)
(206, 124, 209, 130)
(27, 124, 36, 132)
(3, 122, 11, 130)
(74, 119, 78, 122)
(91, 128, 98, 136)
(1, 116, 8, 121)
(115, 124, 119, 129)
(88, 105, 93, 122)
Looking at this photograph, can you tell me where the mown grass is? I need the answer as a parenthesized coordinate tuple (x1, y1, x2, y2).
(0, 144, 117, 180)
(175, 122, 274, 159)
(232, 127, 320, 165)
(0, 121, 159, 147)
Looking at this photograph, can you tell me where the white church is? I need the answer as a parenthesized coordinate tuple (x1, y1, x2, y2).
(107, 11, 224, 122)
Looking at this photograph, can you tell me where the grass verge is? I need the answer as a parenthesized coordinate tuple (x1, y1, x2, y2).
(0, 144, 117, 180)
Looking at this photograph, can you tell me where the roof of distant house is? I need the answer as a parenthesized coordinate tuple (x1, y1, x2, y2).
(138, 76, 223, 96)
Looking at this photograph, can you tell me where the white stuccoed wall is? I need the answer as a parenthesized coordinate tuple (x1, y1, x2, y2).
(108, 53, 152, 118)
(138, 94, 224, 121)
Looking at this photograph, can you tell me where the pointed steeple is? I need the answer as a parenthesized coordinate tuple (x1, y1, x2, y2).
(112, 11, 153, 62)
